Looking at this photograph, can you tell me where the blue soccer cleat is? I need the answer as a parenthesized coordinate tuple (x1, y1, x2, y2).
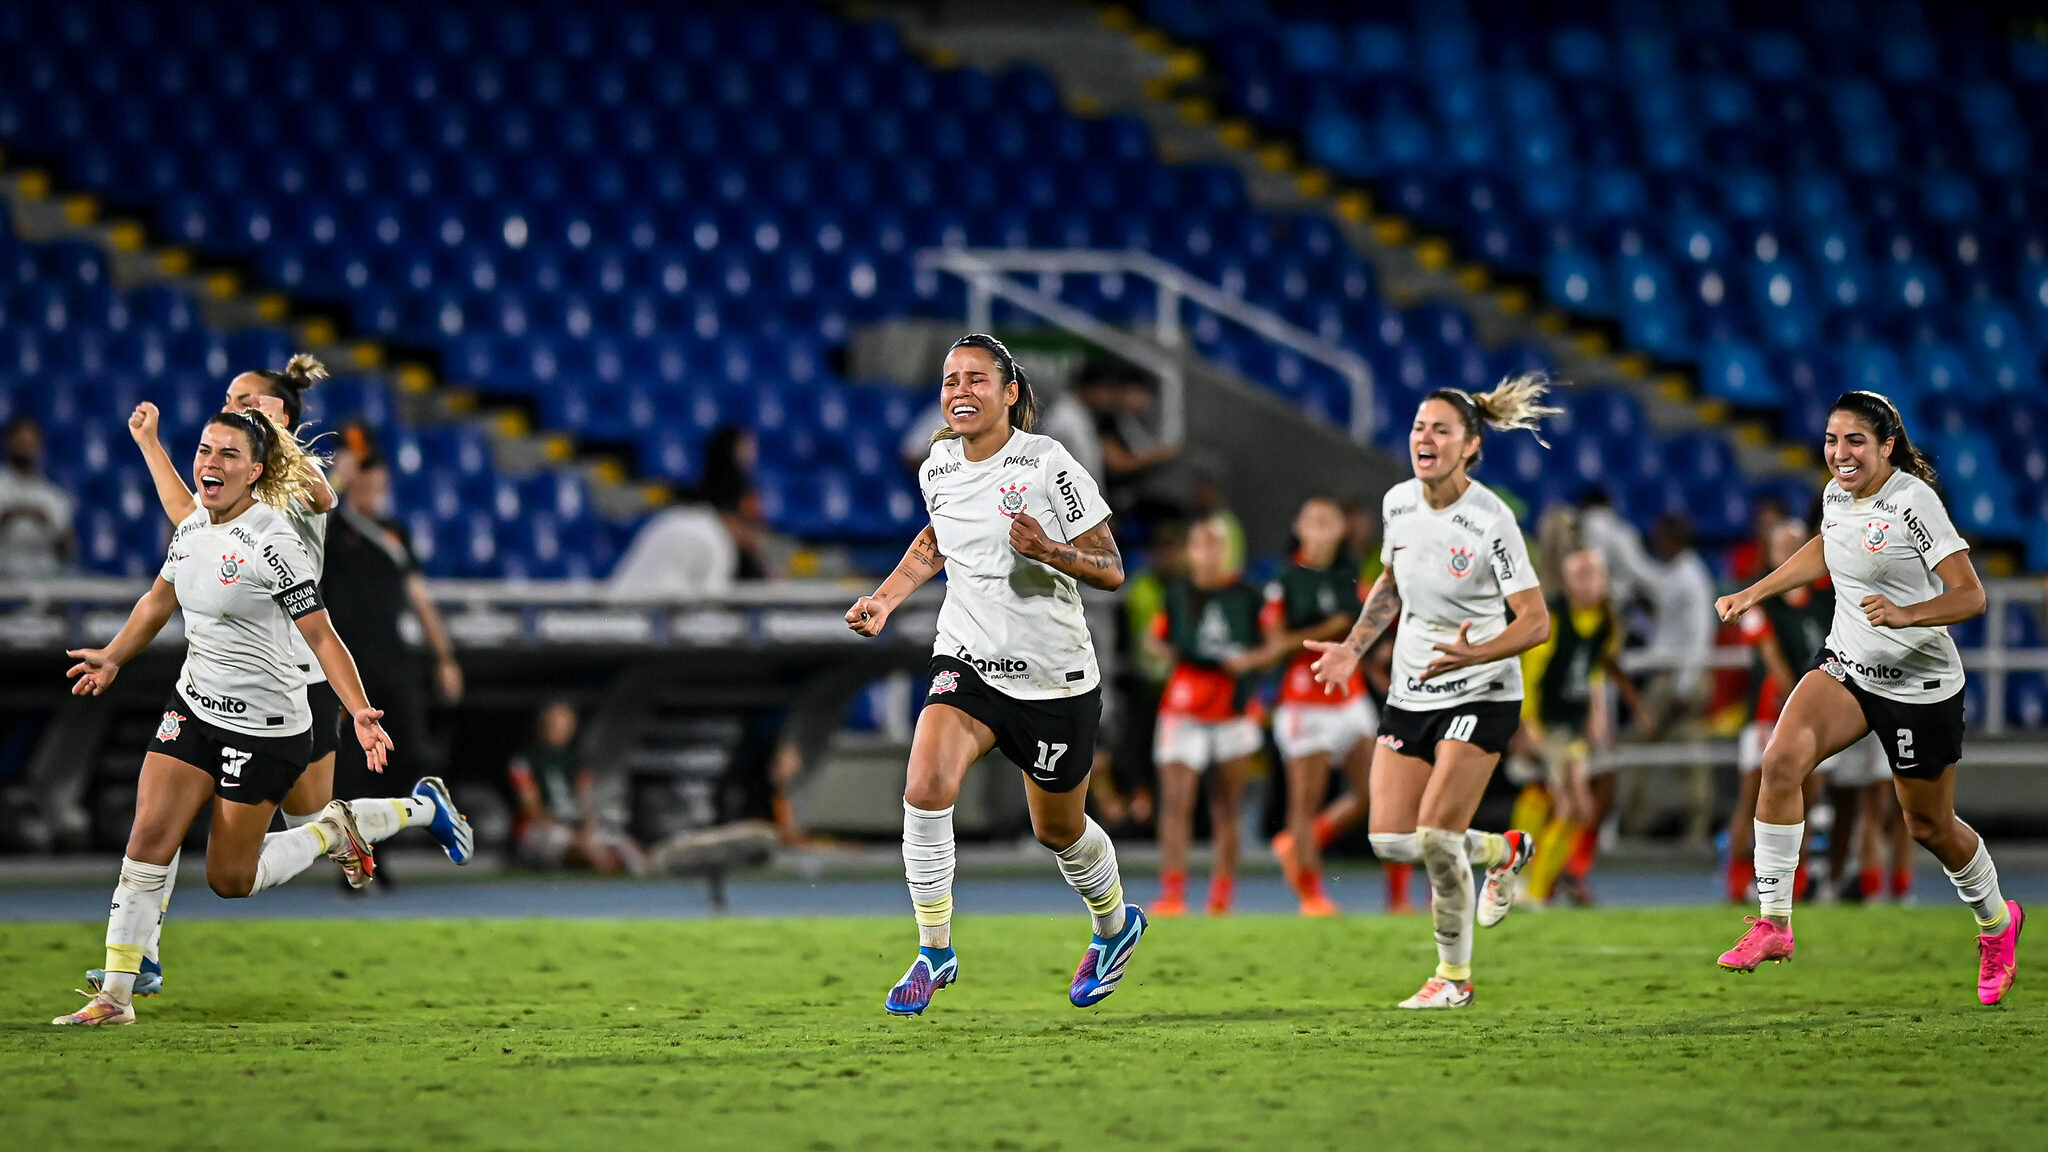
(884, 946, 958, 1016)
(412, 776, 474, 865)
(85, 956, 163, 998)
(1070, 904, 1148, 1008)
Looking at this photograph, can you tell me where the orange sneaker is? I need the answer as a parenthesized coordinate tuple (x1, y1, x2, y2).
(1299, 893, 1340, 917)
(1151, 895, 1188, 917)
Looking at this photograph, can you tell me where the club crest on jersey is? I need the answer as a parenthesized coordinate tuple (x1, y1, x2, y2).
(217, 551, 246, 585)
(156, 709, 187, 742)
(1446, 546, 1475, 578)
(929, 670, 960, 696)
(997, 483, 1028, 518)
(1862, 520, 1889, 553)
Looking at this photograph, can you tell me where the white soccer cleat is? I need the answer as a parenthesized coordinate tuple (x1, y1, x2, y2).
(53, 991, 136, 1026)
(318, 799, 376, 889)
(1477, 830, 1535, 929)
(1397, 975, 1474, 1010)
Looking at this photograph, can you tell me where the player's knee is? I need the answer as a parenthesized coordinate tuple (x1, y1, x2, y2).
(1417, 826, 1463, 870)
(207, 863, 256, 899)
(1757, 741, 1811, 789)
(1900, 809, 1948, 845)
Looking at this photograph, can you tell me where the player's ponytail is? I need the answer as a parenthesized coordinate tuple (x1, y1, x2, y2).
(208, 408, 317, 513)
(1830, 390, 1937, 486)
(1426, 372, 1563, 470)
(251, 353, 328, 429)
(930, 333, 1039, 445)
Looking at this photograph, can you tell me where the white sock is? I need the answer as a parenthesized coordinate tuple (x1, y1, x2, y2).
(1369, 831, 1422, 863)
(1753, 820, 1803, 919)
(1419, 826, 1474, 981)
(281, 809, 319, 830)
(349, 796, 435, 844)
(249, 824, 331, 894)
(143, 848, 179, 965)
(1943, 836, 2011, 934)
(103, 856, 170, 1004)
(903, 802, 955, 949)
(1465, 829, 1508, 869)
(1054, 818, 1128, 937)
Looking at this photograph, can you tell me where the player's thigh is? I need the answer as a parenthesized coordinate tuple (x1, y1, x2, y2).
(205, 794, 281, 896)
(1156, 760, 1201, 814)
(1210, 753, 1254, 810)
(1762, 671, 1870, 782)
(905, 703, 996, 810)
(1367, 743, 1432, 834)
(129, 752, 217, 864)
(1416, 740, 1502, 832)
(281, 752, 335, 819)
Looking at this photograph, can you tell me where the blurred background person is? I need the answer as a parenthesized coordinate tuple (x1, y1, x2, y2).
(509, 700, 647, 875)
(0, 416, 76, 579)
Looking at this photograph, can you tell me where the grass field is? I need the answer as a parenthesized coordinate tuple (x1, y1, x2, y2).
(1, 907, 2042, 1151)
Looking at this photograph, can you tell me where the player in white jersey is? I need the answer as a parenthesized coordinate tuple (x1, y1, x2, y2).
(845, 334, 1144, 1015)
(1712, 391, 2021, 1005)
(1305, 378, 1557, 1008)
(93, 358, 471, 1002)
(52, 410, 395, 1026)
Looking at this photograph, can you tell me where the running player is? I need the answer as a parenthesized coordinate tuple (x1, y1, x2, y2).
(1517, 547, 1634, 907)
(1148, 514, 1272, 917)
(845, 334, 1144, 1015)
(1714, 391, 2021, 1005)
(1305, 377, 1554, 1008)
(1263, 494, 1402, 916)
(94, 361, 470, 1000)
(53, 410, 393, 1025)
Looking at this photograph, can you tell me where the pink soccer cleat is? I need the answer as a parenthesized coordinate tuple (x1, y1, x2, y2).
(1977, 900, 2024, 1007)
(1718, 916, 1795, 972)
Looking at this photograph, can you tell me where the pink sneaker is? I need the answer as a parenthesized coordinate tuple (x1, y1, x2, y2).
(1717, 916, 1794, 972)
(1977, 900, 2024, 1007)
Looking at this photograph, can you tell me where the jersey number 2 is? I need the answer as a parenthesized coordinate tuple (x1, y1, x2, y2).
(221, 747, 252, 779)
(1034, 742, 1068, 775)
(1445, 714, 1478, 743)
(1895, 728, 1914, 762)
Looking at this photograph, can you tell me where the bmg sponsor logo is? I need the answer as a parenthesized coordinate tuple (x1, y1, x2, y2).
(1055, 470, 1086, 522)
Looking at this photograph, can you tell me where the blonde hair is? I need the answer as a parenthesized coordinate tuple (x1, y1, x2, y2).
(207, 408, 318, 513)
(247, 352, 327, 428)
(1426, 372, 1566, 470)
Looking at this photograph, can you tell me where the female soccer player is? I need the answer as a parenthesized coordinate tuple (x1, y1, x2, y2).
(845, 334, 1143, 1015)
(1263, 494, 1400, 916)
(95, 360, 469, 1001)
(1305, 377, 1556, 1008)
(1713, 391, 2021, 1004)
(53, 409, 393, 1026)
(1148, 514, 1272, 917)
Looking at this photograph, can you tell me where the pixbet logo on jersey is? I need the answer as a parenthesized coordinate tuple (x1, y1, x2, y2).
(1446, 546, 1475, 578)
(1863, 520, 1890, 553)
(997, 483, 1028, 518)
(217, 551, 246, 585)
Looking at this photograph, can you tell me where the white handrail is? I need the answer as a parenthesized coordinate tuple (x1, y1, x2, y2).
(914, 248, 1378, 443)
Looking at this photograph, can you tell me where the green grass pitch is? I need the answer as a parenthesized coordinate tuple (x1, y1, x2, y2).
(1, 907, 2042, 1151)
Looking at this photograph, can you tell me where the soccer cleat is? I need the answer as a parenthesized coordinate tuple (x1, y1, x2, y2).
(1718, 916, 1795, 972)
(1476, 830, 1535, 928)
(1070, 904, 1148, 1008)
(84, 957, 162, 998)
(883, 946, 958, 1016)
(1299, 893, 1340, 917)
(1271, 830, 1302, 891)
(1397, 975, 1473, 1009)
(1151, 895, 1187, 918)
(411, 777, 474, 865)
(1977, 900, 2024, 1007)
(53, 991, 135, 1026)
(318, 799, 376, 889)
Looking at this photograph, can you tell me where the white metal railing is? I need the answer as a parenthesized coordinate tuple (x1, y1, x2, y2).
(914, 248, 1378, 444)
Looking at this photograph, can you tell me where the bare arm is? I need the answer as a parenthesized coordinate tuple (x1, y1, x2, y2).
(1010, 517, 1124, 592)
(129, 404, 198, 525)
(1863, 551, 1986, 629)
(1717, 536, 1827, 623)
(301, 461, 336, 514)
(1302, 571, 1400, 695)
(509, 763, 552, 824)
(65, 578, 180, 695)
(405, 572, 464, 702)
(1420, 585, 1552, 682)
(846, 525, 945, 637)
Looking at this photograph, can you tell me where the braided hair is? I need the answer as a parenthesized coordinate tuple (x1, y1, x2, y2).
(930, 333, 1039, 445)
(1829, 390, 1936, 486)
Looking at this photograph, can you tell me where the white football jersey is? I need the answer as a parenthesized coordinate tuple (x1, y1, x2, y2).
(919, 430, 1110, 699)
(284, 502, 330, 684)
(159, 502, 325, 737)
(1380, 477, 1539, 710)
(1818, 470, 1968, 703)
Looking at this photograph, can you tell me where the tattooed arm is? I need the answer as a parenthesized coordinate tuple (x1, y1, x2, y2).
(1009, 516, 1125, 591)
(846, 525, 946, 637)
(1301, 570, 1400, 695)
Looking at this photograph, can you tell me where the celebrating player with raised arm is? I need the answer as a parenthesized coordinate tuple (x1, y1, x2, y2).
(54, 410, 394, 1026)
(1713, 391, 2020, 1004)
(846, 334, 1144, 1016)
(1305, 377, 1557, 1008)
